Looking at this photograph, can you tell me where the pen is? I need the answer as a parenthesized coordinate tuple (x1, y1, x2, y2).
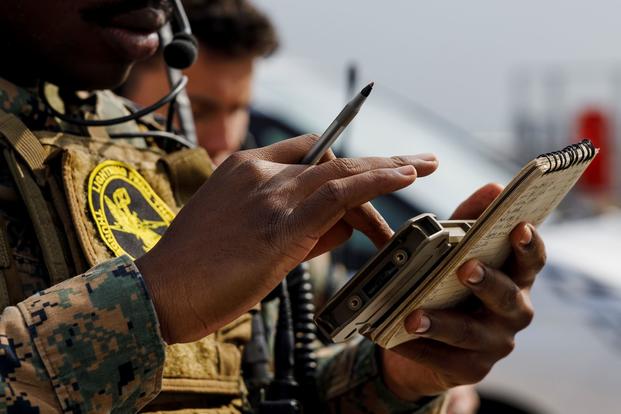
(300, 81, 374, 165)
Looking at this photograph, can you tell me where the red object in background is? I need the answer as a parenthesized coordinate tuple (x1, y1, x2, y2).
(576, 108, 613, 192)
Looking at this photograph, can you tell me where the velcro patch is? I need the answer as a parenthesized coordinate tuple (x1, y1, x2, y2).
(87, 160, 175, 259)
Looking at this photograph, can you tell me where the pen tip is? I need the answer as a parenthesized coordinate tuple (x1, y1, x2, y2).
(360, 82, 374, 97)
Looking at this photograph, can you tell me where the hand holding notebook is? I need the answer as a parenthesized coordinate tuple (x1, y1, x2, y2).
(316, 139, 598, 349)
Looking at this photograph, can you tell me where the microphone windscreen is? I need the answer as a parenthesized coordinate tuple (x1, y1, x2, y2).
(164, 33, 198, 69)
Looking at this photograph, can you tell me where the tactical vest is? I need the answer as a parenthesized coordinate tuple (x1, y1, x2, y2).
(0, 110, 251, 413)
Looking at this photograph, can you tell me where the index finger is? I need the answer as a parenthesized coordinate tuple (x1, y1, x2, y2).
(317, 149, 439, 178)
(295, 155, 438, 198)
(239, 134, 321, 164)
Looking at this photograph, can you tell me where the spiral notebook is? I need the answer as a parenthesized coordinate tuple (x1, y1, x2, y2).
(373, 139, 598, 349)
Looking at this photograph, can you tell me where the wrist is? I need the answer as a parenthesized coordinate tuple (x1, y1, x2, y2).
(379, 347, 423, 401)
(379, 347, 443, 402)
(135, 252, 173, 343)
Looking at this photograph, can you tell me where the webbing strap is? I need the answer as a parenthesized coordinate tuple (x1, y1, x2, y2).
(0, 270, 10, 310)
(0, 111, 46, 172)
(0, 219, 11, 307)
(0, 216, 21, 306)
(3, 149, 70, 285)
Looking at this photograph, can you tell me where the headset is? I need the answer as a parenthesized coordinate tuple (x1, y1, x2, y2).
(164, 0, 198, 70)
(38, 0, 199, 147)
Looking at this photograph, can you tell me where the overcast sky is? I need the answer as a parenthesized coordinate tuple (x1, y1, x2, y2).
(255, 0, 621, 139)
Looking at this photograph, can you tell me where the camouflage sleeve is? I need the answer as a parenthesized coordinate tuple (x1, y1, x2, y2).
(1, 255, 165, 413)
(316, 338, 447, 414)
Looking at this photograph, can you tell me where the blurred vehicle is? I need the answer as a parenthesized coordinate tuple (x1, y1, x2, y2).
(248, 57, 621, 413)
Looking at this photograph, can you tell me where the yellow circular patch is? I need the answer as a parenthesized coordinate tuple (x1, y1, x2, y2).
(87, 160, 175, 259)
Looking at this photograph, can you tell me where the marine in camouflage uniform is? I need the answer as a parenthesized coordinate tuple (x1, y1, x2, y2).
(0, 78, 448, 413)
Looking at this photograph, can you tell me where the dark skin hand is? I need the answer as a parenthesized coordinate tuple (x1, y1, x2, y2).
(380, 183, 546, 400)
(137, 134, 439, 343)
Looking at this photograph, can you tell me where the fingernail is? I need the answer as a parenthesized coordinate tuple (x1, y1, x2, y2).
(415, 314, 431, 333)
(396, 165, 416, 176)
(467, 263, 484, 284)
(418, 153, 437, 162)
(520, 224, 533, 246)
(413, 159, 438, 168)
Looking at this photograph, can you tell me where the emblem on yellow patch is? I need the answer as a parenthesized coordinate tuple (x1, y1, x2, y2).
(87, 160, 175, 259)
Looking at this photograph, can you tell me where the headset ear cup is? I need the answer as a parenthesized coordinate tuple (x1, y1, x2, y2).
(164, 33, 198, 69)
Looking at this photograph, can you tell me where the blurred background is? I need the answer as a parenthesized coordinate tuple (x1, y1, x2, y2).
(245, 1, 621, 413)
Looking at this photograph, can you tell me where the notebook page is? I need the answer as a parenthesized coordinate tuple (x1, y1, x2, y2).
(420, 162, 589, 307)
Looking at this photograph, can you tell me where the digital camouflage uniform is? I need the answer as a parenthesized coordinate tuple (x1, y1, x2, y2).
(0, 78, 446, 413)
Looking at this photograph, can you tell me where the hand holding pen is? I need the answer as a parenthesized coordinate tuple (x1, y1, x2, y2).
(295, 81, 437, 252)
(137, 81, 438, 344)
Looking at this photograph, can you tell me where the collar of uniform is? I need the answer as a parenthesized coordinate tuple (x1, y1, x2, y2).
(46, 84, 143, 137)
(0, 78, 91, 132)
(0, 77, 52, 128)
(0, 77, 143, 138)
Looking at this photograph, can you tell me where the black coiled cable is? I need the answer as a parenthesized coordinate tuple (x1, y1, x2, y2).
(286, 263, 319, 410)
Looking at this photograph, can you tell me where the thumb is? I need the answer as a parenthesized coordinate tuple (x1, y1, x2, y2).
(450, 183, 503, 220)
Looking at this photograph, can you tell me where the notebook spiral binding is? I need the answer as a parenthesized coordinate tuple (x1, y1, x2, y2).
(539, 139, 596, 174)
